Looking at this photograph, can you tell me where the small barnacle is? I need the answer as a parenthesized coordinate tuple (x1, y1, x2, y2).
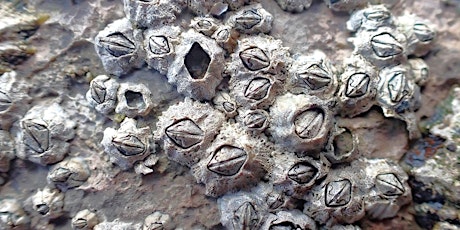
(115, 82, 154, 117)
(211, 25, 239, 52)
(260, 210, 317, 230)
(190, 17, 221, 36)
(233, 202, 260, 229)
(101, 118, 152, 170)
(408, 58, 429, 86)
(268, 93, 333, 154)
(346, 5, 394, 33)
(86, 75, 120, 114)
(143, 211, 171, 230)
(0, 90, 12, 112)
(288, 162, 318, 184)
(47, 158, 90, 191)
(213, 91, 238, 117)
(0, 131, 15, 173)
(31, 187, 65, 219)
(370, 32, 403, 58)
(230, 73, 281, 109)
(155, 98, 225, 167)
(95, 18, 144, 77)
(72, 209, 98, 230)
(325, 179, 352, 207)
(148, 36, 170, 55)
(143, 26, 181, 75)
(21, 119, 49, 154)
(167, 30, 225, 100)
(0, 199, 30, 229)
(396, 14, 436, 57)
(228, 4, 273, 34)
(274, 0, 313, 13)
(239, 47, 270, 71)
(323, 0, 367, 12)
(123, 0, 185, 28)
(240, 109, 269, 133)
(218, 191, 268, 230)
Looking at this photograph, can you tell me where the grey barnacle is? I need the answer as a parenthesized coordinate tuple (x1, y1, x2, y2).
(238, 109, 270, 134)
(211, 25, 239, 52)
(155, 98, 225, 167)
(408, 58, 429, 86)
(324, 126, 360, 163)
(287, 50, 338, 99)
(122, 0, 185, 28)
(21, 119, 49, 154)
(228, 4, 273, 34)
(346, 5, 394, 33)
(396, 14, 436, 57)
(115, 82, 154, 117)
(323, 0, 367, 12)
(268, 93, 333, 154)
(230, 73, 281, 109)
(274, 0, 313, 13)
(213, 91, 238, 117)
(260, 210, 317, 230)
(218, 191, 268, 230)
(143, 211, 171, 230)
(167, 30, 225, 100)
(207, 145, 248, 176)
(143, 26, 181, 75)
(85, 75, 119, 115)
(370, 33, 404, 58)
(30, 187, 65, 219)
(95, 18, 144, 77)
(190, 17, 221, 36)
(0, 199, 31, 230)
(72, 209, 98, 230)
(325, 179, 352, 207)
(47, 158, 90, 191)
(101, 118, 152, 171)
(239, 47, 270, 71)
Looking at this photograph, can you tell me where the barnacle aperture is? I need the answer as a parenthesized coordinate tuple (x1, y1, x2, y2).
(370, 33, 403, 58)
(233, 201, 260, 230)
(287, 162, 318, 184)
(325, 179, 352, 207)
(165, 118, 204, 149)
(0, 91, 12, 112)
(235, 9, 262, 29)
(294, 108, 325, 139)
(148, 35, 170, 55)
(387, 72, 409, 103)
(299, 64, 331, 90)
(99, 32, 136, 57)
(345, 73, 370, 98)
(244, 77, 271, 100)
(90, 81, 107, 104)
(184, 42, 211, 80)
(125, 91, 145, 109)
(413, 23, 435, 42)
(243, 110, 268, 129)
(207, 145, 247, 176)
(22, 119, 50, 154)
(375, 173, 405, 197)
(239, 47, 270, 71)
(112, 134, 146, 156)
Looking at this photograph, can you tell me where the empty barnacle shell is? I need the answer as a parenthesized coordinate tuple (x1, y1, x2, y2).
(86, 75, 120, 114)
(0, 199, 30, 230)
(213, 91, 238, 117)
(268, 93, 333, 154)
(260, 210, 317, 230)
(323, 0, 367, 12)
(323, 126, 360, 163)
(155, 98, 225, 167)
(190, 17, 221, 36)
(269, 152, 330, 198)
(167, 30, 225, 100)
(16, 103, 76, 165)
(396, 14, 436, 57)
(47, 158, 90, 191)
(408, 58, 430, 86)
(274, 0, 312, 13)
(101, 118, 152, 170)
(230, 73, 281, 109)
(228, 4, 273, 34)
(115, 82, 154, 117)
(346, 5, 394, 33)
(287, 50, 338, 99)
(0, 130, 15, 173)
(239, 109, 269, 133)
(72, 209, 98, 230)
(123, 0, 185, 28)
(143, 26, 181, 75)
(143, 211, 171, 230)
(95, 18, 145, 77)
(191, 122, 269, 197)
(30, 187, 65, 219)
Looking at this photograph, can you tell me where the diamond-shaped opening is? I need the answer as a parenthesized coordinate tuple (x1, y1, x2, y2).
(125, 91, 145, 109)
(185, 42, 211, 80)
(333, 129, 353, 157)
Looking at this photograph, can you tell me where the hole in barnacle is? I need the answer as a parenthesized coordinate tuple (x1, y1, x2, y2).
(125, 91, 145, 109)
(185, 42, 211, 80)
(333, 129, 353, 157)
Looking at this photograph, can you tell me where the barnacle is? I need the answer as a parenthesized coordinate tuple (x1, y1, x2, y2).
(274, 0, 313, 13)
(47, 157, 91, 191)
(230, 72, 282, 109)
(347, 5, 394, 33)
(143, 211, 172, 230)
(260, 210, 317, 230)
(143, 26, 181, 75)
(190, 17, 221, 37)
(86, 75, 119, 115)
(72, 209, 99, 230)
(0, 199, 30, 230)
(212, 91, 238, 118)
(396, 14, 436, 57)
(237, 108, 270, 134)
(323, 126, 360, 163)
(167, 30, 225, 100)
(211, 25, 239, 52)
(408, 58, 430, 86)
(115, 82, 154, 117)
(30, 187, 65, 219)
(228, 4, 273, 34)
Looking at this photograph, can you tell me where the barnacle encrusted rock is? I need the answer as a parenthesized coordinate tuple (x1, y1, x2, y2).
(268, 93, 334, 154)
(260, 210, 317, 230)
(94, 18, 145, 77)
(0, 198, 31, 230)
(0, 130, 15, 173)
(86, 75, 120, 115)
(72, 209, 99, 230)
(143, 211, 172, 230)
(30, 187, 65, 220)
(102, 118, 153, 171)
(143, 26, 181, 75)
(155, 98, 225, 167)
(323, 0, 367, 12)
(16, 103, 76, 165)
(227, 4, 273, 34)
(123, 0, 186, 28)
(396, 14, 436, 57)
(192, 122, 269, 196)
(47, 157, 91, 191)
(287, 50, 338, 100)
(274, 0, 313, 13)
(167, 30, 225, 100)
(115, 82, 154, 117)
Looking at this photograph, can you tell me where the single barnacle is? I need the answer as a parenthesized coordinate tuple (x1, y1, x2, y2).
(0, 130, 15, 173)
(268, 93, 333, 154)
(239, 47, 270, 71)
(218, 191, 268, 230)
(408, 58, 429, 86)
(323, 0, 367, 12)
(269, 152, 330, 199)
(240, 109, 269, 133)
(211, 25, 239, 52)
(192, 122, 269, 196)
(101, 118, 152, 171)
(47, 157, 90, 191)
(260, 210, 317, 230)
(94, 18, 144, 77)
(16, 103, 76, 165)
(213, 91, 238, 118)
(324, 126, 360, 163)
(72, 209, 98, 230)
(274, 0, 313, 13)
(143, 26, 181, 75)
(337, 55, 378, 117)
(287, 50, 338, 99)
(143, 211, 171, 230)
(346, 5, 394, 33)
(155, 98, 225, 167)
(396, 14, 436, 57)
(115, 82, 154, 117)
(85, 75, 120, 115)
(0, 199, 31, 230)
(30, 187, 65, 219)
(230, 73, 281, 109)
(228, 4, 273, 34)
(123, 0, 185, 28)
(326, 179, 352, 207)
(167, 30, 225, 100)
(190, 17, 221, 36)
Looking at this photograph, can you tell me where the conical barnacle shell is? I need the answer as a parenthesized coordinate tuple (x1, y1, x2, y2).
(347, 5, 394, 33)
(86, 75, 120, 115)
(30, 187, 65, 220)
(191, 122, 270, 197)
(143, 26, 181, 75)
(268, 93, 334, 154)
(274, 0, 312, 13)
(101, 118, 152, 171)
(155, 98, 225, 167)
(123, 0, 185, 28)
(396, 14, 436, 57)
(227, 4, 273, 34)
(94, 18, 145, 77)
(47, 157, 90, 191)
